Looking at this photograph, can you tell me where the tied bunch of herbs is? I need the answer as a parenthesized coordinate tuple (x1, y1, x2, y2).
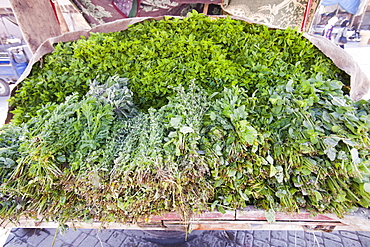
(0, 79, 216, 223)
(0, 12, 369, 224)
(203, 77, 370, 216)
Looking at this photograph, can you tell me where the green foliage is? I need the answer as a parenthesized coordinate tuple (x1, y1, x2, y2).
(2, 76, 370, 223)
(110, 82, 215, 220)
(0, 124, 23, 184)
(203, 77, 370, 215)
(9, 11, 348, 124)
(0, 77, 136, 220)
(1, 13, 368, 224)
(1, 81, 216, 223)
(0, 124, 25, 214)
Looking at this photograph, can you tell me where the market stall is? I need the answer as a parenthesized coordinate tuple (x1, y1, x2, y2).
(1, 3, 370, 242)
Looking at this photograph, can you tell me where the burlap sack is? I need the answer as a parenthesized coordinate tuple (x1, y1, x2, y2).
(15, 15, 370, 102)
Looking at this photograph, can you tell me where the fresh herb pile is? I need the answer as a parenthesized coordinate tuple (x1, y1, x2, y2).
(9, 12, 349, 124)
(1, 12, 369, 224)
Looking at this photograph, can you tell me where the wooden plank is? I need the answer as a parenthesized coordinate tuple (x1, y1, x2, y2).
(146, 212, 183, 222)
(203, 4, 209, 15)
(52, 0, 69, 33)
(142, 211, 235, 222)
(1, 210, 370, 232)
(194, 211, 236, 220)
(237, 210, 338, 222)
(166, 220, 346, 231)
(9, 0, 62, 53)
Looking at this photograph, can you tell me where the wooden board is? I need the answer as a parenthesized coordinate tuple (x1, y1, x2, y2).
(1, 209, 370, 232)
(9, 0, 62, 53)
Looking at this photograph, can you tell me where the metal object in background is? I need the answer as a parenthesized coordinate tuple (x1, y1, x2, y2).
(0, 45, 30, 96)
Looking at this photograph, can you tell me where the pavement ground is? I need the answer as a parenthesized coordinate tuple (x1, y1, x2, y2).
(1, 40, 370, 247)
(3, 228, 370, 247)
